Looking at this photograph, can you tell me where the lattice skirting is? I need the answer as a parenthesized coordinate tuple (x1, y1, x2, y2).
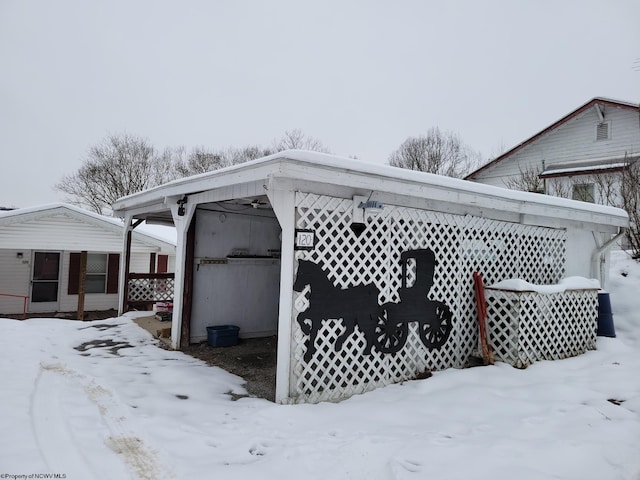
(485, 289, 598, 368)
(289, 192, 568, 403)
(127, 278, 175, 302)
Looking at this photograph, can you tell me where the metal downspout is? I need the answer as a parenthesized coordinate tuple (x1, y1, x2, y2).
(591, 228, 626, 290)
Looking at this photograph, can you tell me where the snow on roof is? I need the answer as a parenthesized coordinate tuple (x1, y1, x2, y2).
(540, 154, 640, 178)
(113, 149, 628, 230)
(541, 163, 628, 177)
(0, 203, 175, 248)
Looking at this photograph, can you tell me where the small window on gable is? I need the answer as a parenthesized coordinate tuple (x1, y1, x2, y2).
(572, 183, 595, 203)
(596, 122, 610, 141)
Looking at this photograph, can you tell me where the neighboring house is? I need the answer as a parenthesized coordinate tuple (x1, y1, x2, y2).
(466, 97, 640, 205)
(112, 150, 626, 403)
(0, 204, 175, 315)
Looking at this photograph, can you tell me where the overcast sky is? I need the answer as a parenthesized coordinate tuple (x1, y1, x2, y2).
(1, 0, 639, 209)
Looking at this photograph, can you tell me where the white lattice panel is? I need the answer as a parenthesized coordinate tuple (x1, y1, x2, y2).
(291, 192, 567, 403)
(128, 278, 175, 302)
(485, 289, 597, 368)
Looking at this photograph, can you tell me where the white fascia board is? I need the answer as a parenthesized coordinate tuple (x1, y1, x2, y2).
(112, 201, 174, 220)
(112, 161, 284, 213)
(112, 152, 628, 230)
(273, 161, 629, 229)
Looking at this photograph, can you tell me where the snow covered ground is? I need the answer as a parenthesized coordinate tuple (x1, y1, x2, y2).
(2, 252, 640, 480)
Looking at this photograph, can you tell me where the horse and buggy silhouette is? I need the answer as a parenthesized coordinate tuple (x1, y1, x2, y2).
(293, 249, 453, 362)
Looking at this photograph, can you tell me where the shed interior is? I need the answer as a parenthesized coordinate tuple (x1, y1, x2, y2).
(189, 198, 282, 343)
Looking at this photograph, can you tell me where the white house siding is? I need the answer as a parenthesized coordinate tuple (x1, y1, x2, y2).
(545, 172, 624, 206)
(57, 252, 152, 312)
(0, 249, 158, 314)
(0, 207, 175, 314)
(0, 213, 170, 254)
(474, 105, 640, 188)
(0, 249, 31, 314)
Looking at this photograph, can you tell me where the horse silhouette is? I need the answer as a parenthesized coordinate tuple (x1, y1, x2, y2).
(293, 259, 379, 362)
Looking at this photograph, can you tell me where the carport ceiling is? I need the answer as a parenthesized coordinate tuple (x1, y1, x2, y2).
(142, 195, 273, 226)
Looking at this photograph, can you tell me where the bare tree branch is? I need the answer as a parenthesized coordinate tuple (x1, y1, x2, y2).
(504, 164, 545, 193)
(55, 133, 176, 215)
(387, 127, 482, 178)
(274, 129, 330, 153)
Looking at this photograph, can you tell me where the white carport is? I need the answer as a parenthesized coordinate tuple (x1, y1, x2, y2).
(113, 150, 628, 404)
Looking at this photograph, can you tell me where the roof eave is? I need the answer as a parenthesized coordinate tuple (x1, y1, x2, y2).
(466, 97, 640, 180)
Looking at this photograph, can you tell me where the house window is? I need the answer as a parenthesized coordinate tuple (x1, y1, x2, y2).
(572, 183, 595, 203)
(68, 253, 120, 295)
(86, 253, 108, 293)
(596, 122, 610, 141)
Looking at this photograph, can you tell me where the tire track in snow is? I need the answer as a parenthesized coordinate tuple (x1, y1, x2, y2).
(30, 365, 99, 479)
(31, 362, 174, 480)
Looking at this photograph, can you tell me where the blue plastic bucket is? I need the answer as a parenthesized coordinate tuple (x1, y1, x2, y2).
(206, 325, 240, 347)
(597, 293, 616, 338)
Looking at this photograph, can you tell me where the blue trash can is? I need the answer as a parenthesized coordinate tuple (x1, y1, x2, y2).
(206, 325, 240, 347)
(597, 292, 616, 338)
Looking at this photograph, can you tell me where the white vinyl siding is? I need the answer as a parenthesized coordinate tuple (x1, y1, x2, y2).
(472, 105, 640, 187)
(0, 206, 175, 314)
(57, 252, 153, 312)
(0, 249, 31, 315)
(0, 213, 172, 254)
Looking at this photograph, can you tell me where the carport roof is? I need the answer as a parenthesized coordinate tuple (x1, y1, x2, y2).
(112, 150, 628, 232)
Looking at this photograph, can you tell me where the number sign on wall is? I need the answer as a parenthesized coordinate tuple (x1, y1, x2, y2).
(295, 229, 316, 251)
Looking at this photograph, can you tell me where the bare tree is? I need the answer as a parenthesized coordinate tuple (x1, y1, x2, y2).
(274, 129, 330, 153)
(619, 155, 640, 258)
(173, 130, 330, 177)
(387, 127, 482, 178)
(173, 146, 228, 177)
(504, 164, 545, 193)
(506, 155, 640, 257)
(173, 145, 274, 177)
(546, 178, 572, 198)
(56, 133, 176, 215)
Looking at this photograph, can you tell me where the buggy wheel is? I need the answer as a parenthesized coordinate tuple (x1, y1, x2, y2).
(418, 302, 453, 348)
(374, 305, 408, 354)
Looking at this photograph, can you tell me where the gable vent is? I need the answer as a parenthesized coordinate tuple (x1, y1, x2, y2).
(596, 122, 610, 141)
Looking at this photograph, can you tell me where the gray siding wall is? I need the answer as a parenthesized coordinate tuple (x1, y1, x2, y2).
(474, 105, 640, 188)
(0, 249, 31, 314)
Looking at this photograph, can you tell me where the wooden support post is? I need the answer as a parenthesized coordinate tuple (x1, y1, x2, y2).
(180, 216, 196, 349)
(122, 229, 132, 313)
(169, 198, 197, 350)
(77, 250, 87, 321)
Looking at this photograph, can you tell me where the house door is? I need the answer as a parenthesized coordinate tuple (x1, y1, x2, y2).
(29, 251, 61, 312)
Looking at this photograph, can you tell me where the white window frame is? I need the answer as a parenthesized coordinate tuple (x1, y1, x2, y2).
(572, 183, 595, 203)
(86, 253, 108, 294)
